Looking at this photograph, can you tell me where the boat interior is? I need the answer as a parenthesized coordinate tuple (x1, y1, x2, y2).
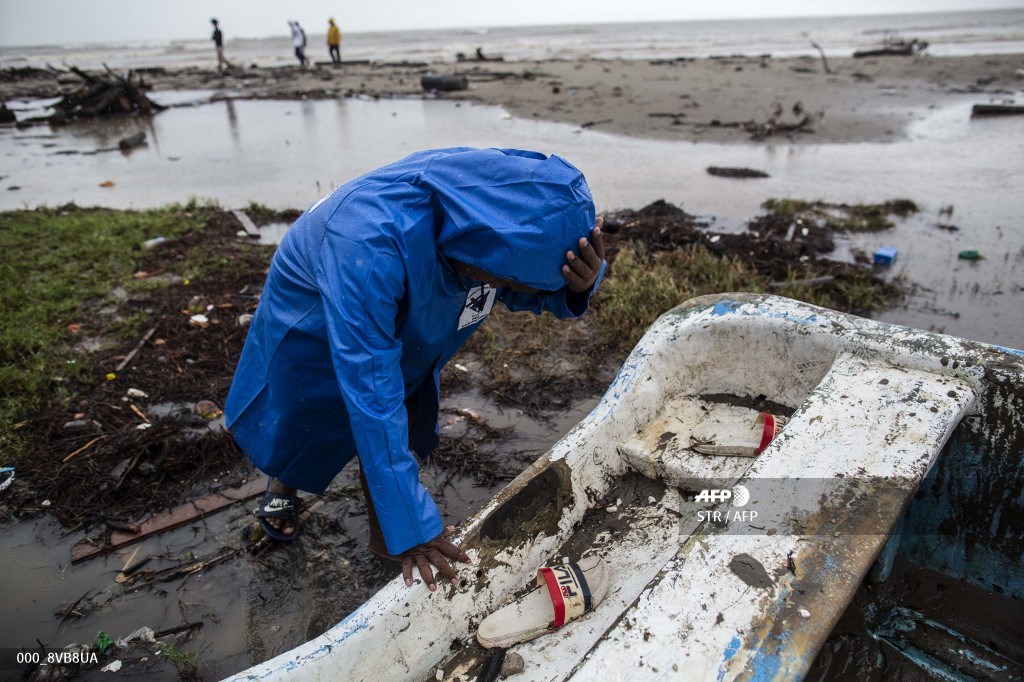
(229, 294, 1024, 682)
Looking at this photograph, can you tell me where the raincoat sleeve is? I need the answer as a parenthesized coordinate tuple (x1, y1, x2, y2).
(499, 260, 606, 318)
(315, 230, 443, 555)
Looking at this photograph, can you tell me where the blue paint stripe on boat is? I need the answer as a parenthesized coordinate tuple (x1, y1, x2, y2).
(718, 634, 742, 681)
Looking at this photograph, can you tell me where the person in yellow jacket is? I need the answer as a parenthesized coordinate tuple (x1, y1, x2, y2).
(327, 18, 342, 65)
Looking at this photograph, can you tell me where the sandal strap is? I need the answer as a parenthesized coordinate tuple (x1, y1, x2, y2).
(257, 492, 301, 522)
(537, 562, 593, 630)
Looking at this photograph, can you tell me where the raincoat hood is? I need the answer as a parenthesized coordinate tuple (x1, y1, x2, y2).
(422, 148, 596, 292)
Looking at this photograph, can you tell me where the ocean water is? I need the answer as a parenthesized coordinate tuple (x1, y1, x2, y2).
(2, 9, 1023, 71)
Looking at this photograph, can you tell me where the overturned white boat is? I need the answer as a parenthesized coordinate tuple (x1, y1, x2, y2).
(228, 293, 1024, 681)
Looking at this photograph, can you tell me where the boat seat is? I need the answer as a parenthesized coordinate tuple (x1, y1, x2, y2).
(566, 354, 975, 680)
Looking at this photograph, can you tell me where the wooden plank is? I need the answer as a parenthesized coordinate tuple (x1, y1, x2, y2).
(70, 475, 268, 563)
(231, 209, 260, 237)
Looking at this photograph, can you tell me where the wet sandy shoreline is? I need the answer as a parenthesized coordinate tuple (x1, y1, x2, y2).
(4, 52, 1023, 144)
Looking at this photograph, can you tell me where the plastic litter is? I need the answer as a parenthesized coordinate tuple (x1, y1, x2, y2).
(126, 388, 148, 399)
(958, 250, 983, 261)
(237, 313, 254, 328)
(873, 246, 898, 266)
(117, 626, 156, 648)
(0, 467, 14, 493)
(142, 236, 166, 249)
(799, 608, 811, 619)
(189, 314, 210, 327)
(101, 660, 123, 672)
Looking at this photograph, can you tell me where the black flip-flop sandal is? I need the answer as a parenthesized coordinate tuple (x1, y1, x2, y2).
(256, 490, 303, 542)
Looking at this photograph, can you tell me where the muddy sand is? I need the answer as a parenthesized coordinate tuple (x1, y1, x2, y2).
(4, 52, 1023, 143)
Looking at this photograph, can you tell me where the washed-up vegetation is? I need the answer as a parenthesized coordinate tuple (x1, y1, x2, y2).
(760, 197, 919, 232)
(1, 198, 907, 523)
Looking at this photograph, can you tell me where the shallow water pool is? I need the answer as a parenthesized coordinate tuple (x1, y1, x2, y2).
(1, 94, 1021, 344)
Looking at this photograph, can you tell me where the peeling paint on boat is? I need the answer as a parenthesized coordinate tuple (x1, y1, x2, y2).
(225, 293, 1023, 682)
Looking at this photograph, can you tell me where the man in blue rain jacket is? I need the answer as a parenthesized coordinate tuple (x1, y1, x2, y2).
(225, 147, 605, 589)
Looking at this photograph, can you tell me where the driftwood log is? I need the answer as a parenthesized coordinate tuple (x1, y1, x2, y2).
(971, 104, 1024, 118)
(42, 65, 166, 124)
(420, 74, 468, 92)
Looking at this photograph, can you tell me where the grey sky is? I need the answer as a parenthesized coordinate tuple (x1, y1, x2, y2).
(1, 0, 1022, 47)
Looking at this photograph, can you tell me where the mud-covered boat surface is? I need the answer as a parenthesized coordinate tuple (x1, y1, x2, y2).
(0, 202, 979, 679)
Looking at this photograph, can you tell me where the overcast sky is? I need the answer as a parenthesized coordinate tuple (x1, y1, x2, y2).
(1, 0, 1022, 47)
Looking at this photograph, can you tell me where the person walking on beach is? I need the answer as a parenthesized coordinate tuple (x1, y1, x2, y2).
(210, 18, 233, 74)
(327, 18, 342, 65)
(225, 147, 606, 591)
(289, 21, 310, 68)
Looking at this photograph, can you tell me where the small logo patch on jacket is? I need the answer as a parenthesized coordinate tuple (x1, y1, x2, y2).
(458, 284, 495, 330)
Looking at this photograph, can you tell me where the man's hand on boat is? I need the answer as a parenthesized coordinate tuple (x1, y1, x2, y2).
(397, 526, 471, 592)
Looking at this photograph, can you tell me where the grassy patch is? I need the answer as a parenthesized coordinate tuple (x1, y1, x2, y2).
(762, 197, 919, 232)
(0, 201, 219, 462)
(595, 243, 766, 349)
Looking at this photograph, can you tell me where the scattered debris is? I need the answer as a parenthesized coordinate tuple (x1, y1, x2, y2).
(421, 74, 468, 92)
(707, 166, 769, 179)
(934, 223, 959, 232)
(874, 246, 898, 267)
(195, 400, 222, 420)
(971, 103, 1024, 117)
(853, 36, 928, 58)
(117, 131, 146, 151)
(70, 476, 268, 562)
(809, 41, 832, 74)
(36, 66, 166, 125)
(456, 47, 504, 62)
(704, 101, 820, 141)
(500, 651, 525, 678)
(115, 326, 158, 371)
(231, 209, 260, 237)
(99, 180, 116, 187)
(0, 466, 13, 493)
(958, 250, 983, 261)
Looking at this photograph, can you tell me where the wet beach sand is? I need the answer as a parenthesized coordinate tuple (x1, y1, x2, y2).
(4, 52, 1023, 144)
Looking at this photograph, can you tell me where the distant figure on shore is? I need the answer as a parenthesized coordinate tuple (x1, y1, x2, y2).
(210, 18, 233, 74)
(289, 21, 310, 69)
(327, 18, 342, 65)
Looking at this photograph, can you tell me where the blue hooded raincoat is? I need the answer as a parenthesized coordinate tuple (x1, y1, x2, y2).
(225, 147, 604, 555)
